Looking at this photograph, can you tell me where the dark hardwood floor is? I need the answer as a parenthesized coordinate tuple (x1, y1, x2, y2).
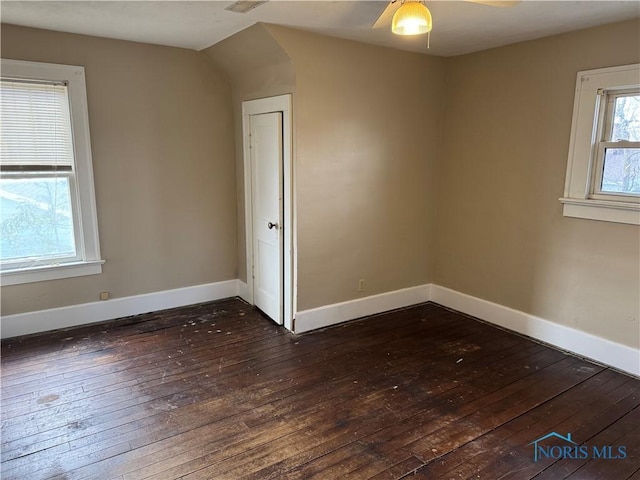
(1, 298, 638, 479)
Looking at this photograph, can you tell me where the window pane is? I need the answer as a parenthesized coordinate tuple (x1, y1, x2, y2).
(611, 95, 640, 141)
(601, 148, 640, 194)
(0, 177, 76, 262)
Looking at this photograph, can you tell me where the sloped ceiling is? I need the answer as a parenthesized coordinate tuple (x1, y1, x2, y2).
(1, 1, 638, 57)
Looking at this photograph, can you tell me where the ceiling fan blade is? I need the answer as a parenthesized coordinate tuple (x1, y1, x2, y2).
(372, 0, 401, 29)
(465, 0, 520, 6)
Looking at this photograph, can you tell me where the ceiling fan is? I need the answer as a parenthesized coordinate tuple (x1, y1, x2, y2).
(373, 0, 520, 36)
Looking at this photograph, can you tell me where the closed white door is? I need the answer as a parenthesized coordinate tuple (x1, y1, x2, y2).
(250, 112, 283, 324)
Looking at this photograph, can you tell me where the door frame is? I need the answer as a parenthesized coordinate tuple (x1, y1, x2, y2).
(242, 94, 295, 331)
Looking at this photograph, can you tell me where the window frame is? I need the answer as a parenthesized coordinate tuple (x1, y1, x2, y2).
(590, 87, 640, 201)
(1, 59, 103, 286)
(560, 63, 640, 225)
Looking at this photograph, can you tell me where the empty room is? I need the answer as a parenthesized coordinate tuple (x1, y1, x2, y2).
(1, 1, 639, 478)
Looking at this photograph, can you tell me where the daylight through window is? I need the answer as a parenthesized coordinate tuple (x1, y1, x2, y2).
(561, 63, 640, 225)
(593, 90, 640, 197)
(1, 80, 79, 265)
(0, 59, 103, 285)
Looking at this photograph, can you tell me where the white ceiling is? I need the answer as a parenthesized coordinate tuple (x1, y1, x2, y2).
(1, 1, 639, 57)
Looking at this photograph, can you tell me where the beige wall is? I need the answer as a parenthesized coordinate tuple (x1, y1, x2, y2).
(435, 19, 640, 348)
(267, 26, 446, 310)
(1, 25, 237, 316)
(202, 24, 295, 102)
(201, 24, 295, 282)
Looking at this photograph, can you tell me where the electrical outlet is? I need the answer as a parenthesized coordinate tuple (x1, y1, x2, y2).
(99, 291, 110, 301)
(358, 279, 366, 292)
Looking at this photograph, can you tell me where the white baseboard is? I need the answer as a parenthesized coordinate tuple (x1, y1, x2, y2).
(3, 279, 637, 377)
(1, 279, 240, 339)
(237, 280, 251, 304)
(429, 284, 640, 377)
(294, 285, 431, 334)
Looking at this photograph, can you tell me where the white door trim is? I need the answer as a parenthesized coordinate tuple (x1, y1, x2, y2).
(242, 94, 295, 331)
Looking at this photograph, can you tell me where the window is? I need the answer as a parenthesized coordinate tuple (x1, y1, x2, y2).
(1, 59, 103, 285)
(592, 90, 640, 197)
(561, 63, 640, 225)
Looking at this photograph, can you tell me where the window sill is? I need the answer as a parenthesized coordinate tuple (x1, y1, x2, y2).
(1, 260, 105, 286)
(560, 197, 640, 225)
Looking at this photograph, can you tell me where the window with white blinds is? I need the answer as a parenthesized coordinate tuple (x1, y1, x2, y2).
(0, 59, 103, 285)
(1, 80, 74, 169)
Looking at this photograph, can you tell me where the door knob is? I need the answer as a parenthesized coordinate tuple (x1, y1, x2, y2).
(268, 222, 279, 230)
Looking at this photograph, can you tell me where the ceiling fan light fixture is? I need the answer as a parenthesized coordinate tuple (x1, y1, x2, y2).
(391, 1, 432, 36)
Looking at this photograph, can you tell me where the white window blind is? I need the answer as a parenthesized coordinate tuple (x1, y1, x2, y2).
(0, 80, 74, 169)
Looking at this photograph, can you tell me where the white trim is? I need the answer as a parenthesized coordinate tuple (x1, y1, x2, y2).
(429, 284, 640, 377)
(237, 280, 250, 304)
(1, 260, 104, 286)
(294, 285, 431, 334)
(560, 197, 640, 225)
(1, 279, 239, 339)
(242, 94, 295, 331)
(295, 283, 639, 376)
(3, 279, 637, 376)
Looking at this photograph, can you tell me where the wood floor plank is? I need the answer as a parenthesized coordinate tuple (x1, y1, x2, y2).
(627, 468, 640, 479)
(2, 298, 638, 480)
(413, 368, 636, 479)
(238, 344, 548, 478)
(531, 404, 640, 480)
(76, 338, 544, 480)
(5, 306, 460, 440)
(124, 346, 560, 478)
(224, 339, 533, 480)
(564, 419, 639, 479)
(5, 306, 456, 470)
(471, 379, 640, 479)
